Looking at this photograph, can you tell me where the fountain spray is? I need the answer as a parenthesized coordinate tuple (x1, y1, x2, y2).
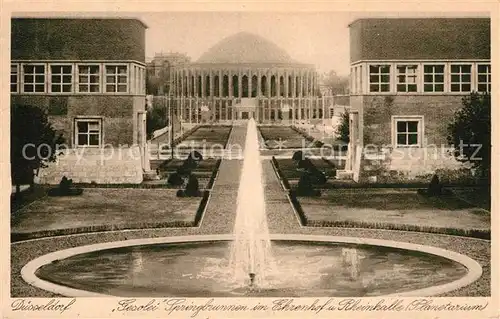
(228, 118, 275, 288)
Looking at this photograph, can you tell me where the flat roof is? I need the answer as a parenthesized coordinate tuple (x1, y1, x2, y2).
(348, 16, 490, 27)
(11, 17, 148, 29)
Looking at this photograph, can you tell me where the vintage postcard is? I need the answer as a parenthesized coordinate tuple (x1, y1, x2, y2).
(1, 1, 498, 318)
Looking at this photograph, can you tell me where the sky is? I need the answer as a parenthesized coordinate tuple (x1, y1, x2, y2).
(13, 11, 491, 76)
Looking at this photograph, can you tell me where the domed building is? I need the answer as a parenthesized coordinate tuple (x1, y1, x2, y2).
(170, 32, 328, 123)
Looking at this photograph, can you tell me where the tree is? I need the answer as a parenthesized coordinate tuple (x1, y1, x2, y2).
(447, 92, 490, 178)
(146, 102, 168, 140)
(336, 110, 350, 143)
(11, 104, 65, 195)
(321, 70, 349, 96)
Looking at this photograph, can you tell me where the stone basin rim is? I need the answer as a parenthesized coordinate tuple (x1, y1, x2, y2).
(21, 234, 483, 298)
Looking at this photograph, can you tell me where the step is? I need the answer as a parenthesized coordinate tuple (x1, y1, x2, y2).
(336, 169, 353, 180)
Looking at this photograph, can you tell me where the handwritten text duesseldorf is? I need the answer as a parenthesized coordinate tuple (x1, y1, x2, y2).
(109, 298, 489, 317)
(11, 298, 76, 314)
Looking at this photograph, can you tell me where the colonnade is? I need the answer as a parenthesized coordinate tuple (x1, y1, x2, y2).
(172, 67, 319, 98)
(163, 96, 338, 124)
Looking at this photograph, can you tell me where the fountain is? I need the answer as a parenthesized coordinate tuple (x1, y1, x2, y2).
(228, 118, 276, 288)
(22, 120, 482, 297)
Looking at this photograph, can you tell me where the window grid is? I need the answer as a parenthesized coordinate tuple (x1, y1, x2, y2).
(23, 64, 46, 93)
(450, 64, 472, 92)
(78, 65, 101, 93)
(369, 65, 391, 92)
(396, 65, 418, 92)
(423, 65, 445, 92)
(105, 65, 128, 93)
(50, 65, 73, 93)
(75, 119, 101, 147)
(477, 64, 491, 92)
(11, 64, 18, 93)
(396, 120, 420, 146)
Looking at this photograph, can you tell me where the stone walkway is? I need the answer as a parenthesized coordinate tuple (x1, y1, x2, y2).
(198, 125, 246, 234)
(262, 160, 301, 233)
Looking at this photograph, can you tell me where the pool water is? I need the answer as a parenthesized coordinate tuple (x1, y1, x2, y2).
(36, 240, 468, 297)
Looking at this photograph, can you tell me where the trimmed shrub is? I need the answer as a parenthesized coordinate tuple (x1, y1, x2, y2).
(167, 172, 184, 186)
(296, 173, 321, 197)
(310, 169, 327, 185)
(176, 189, 185, 197)
(292, 150, 304, 161)
(297, 158, 314, 170)
(177, 156, 198, 176)
(184, 174, 201, 197)
(48, 176, 83, 196)
(428, 174, 442, 196)
(188, 151, 203, 161)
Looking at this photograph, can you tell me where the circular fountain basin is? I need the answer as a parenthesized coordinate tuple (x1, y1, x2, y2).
(22, 234, 482, 297)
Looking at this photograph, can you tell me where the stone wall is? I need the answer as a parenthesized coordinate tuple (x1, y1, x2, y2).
(36, 146, 143, 184)
(360, 146, 474, 184)
(11, 95, 136, 146)
(361, 94, 465, 145)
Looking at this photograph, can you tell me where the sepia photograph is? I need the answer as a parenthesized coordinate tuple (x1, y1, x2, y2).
(2, 2, 497, 318)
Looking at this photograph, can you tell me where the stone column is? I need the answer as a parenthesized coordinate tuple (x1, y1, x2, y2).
(228, 71, 233, 98)
(266, 72, 271, 98)
(219, 99, 227, 121)
(238, 70, 242, 98)
(299, 72, 304, 97)
(180, 70, 184, 97)
(285, 70, 289, 98)
(188, 98, 192, 124)
(276, 71, 281, 98)
(218, 70, 223, 98)
(248, 71, 252, 98)
(200, 70, 205, 98)
(257, 70, 262, 97)
(209, 71, 214, 97)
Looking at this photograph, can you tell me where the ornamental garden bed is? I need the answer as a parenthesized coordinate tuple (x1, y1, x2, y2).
(292, 187, 490, 239)
(152, 158, 221, 190)
(273, 157, 341, 188)
(258, 126, 322, 149)
(176, 125, 232, 149)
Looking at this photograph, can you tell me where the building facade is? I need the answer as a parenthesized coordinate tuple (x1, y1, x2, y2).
(11, 18, 149, 184)
(146, 52, 191, 95)
(167, 32, 332, 124)
(347, 18, 490, 182)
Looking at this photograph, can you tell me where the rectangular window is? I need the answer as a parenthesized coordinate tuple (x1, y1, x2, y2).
(75, 119, 101, 147)
(330, 107, 335, 118)
(423, 65, 444, 92)
(477, 64, 491, 92)
(23, 64, 45, 93)
(450, 64, 472, 92)
(393, 117, 423, 147)
(396, 65, 418, 92)
(11, 64, 18, 93)
(50, 65, 73, 93)
(105, 65, 128, 93)
(369, 65, 390, 92)
(78, 65, 100, 93)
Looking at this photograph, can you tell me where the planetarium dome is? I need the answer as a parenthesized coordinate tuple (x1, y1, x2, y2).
(197, 32, 296, 65)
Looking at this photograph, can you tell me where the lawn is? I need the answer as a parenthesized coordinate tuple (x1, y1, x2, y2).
(11, 188, 203, 235)
(275, 158, 341, 180)
(176, 125, 231, 149)
(259, 126, 317, 149)
(152, 158, 220, 189)
(299, 188, 490, 232)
